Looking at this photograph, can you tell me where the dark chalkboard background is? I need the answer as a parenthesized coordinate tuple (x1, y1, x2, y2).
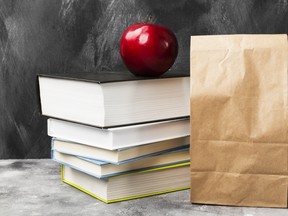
(0, 0, 287, 159)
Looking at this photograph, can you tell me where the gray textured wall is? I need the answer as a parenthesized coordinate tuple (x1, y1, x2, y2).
(0, 0, 287, 159)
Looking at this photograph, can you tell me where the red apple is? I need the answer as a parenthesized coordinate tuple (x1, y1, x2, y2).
(120, 23, 178, 76)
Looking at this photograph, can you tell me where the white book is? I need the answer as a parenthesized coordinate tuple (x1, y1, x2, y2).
(38, 72, 189, 128)
(47, 118, 190, 150)
(52, 137, 190, 164)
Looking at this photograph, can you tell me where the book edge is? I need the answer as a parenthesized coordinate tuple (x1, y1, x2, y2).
(107, 186, 190, 203)
(80, 145, 190, 165)
(44, 115, 190, 129)
(38, 72, 189, 84)
(36, 75, 43, 116)
(109, 162, 190, 178)
(62, 166, 190, 204)
(62, 178, 109, 203)
(58, 160, 190, 179)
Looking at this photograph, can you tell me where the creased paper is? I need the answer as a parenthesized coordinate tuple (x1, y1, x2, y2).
(190, 34, 288, 208)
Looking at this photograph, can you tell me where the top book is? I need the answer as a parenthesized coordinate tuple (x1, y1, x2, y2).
(38, 71, 190, 128)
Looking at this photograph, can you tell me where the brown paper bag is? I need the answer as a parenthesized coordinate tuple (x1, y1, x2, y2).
(190, 34, 288, 208)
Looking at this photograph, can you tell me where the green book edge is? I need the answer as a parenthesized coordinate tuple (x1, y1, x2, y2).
(61, 163, 190, 203)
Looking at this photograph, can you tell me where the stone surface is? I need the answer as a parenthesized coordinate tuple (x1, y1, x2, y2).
(0, 159, 287, 216)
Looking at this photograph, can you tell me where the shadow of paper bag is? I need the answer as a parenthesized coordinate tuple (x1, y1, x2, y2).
(190, 34, 288, 208)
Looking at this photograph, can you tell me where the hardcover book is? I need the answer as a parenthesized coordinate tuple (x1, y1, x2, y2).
(52, 136, 190, 164)
(48, 118, 190, 150)
(62, 163, 190, 203)
(52, 147, 190, 178)
(38, 71, 189, 128)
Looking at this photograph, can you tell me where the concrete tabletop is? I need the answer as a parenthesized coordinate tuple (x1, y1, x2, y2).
(0, 159, 287, 216)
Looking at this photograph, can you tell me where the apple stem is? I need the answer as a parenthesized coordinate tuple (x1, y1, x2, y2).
(147, 15, 152, 23)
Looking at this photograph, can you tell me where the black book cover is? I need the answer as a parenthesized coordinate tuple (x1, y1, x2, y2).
(37, 70, 189, 84)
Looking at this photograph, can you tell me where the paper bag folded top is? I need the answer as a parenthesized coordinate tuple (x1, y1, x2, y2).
(190, 34, 288, 208)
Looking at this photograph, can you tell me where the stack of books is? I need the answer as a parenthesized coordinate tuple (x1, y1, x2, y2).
(37, 71, 190, 203)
